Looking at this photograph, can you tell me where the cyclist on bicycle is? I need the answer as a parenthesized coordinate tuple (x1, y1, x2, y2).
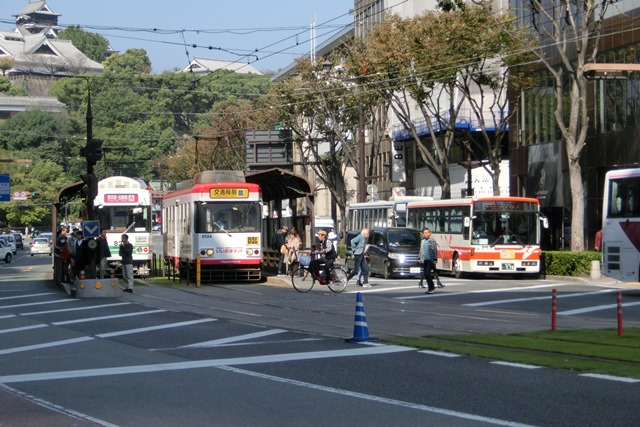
(309, 229, 337, 282)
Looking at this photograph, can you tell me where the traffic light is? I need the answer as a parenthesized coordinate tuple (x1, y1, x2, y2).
(30, 192, 41, 199)
(80, 173, 98, 219)
(80, 138, 104, 166)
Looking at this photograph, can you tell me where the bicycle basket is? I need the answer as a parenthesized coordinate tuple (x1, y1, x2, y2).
(299, 255, 311, 266)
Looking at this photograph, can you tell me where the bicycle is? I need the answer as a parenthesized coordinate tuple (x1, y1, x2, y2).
(289, 254, 347, 293)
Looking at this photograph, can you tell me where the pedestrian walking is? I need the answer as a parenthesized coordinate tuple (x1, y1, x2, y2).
(119, 234, 134, 293)
(418, 228, 438, 294)
(347, 228, 371, 287)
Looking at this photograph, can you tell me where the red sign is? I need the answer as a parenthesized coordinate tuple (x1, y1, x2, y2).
(104, 194, 139, 203)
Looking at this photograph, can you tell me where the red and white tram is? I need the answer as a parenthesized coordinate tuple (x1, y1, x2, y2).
(162, 171, 263, 282)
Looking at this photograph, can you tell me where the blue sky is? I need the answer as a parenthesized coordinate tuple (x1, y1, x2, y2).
(0, 0, 353, 74)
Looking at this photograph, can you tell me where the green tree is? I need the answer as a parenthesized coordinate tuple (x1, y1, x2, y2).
(57, 25, 110, 63)
(0, 76, 28, 96)
(517, 0, 618, 251)
(103, 49, 152, 74)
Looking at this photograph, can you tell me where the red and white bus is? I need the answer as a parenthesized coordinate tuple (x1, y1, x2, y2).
(162, 171, 263, 282)
(601, 168, 640, 281)
(406, 196, 547, 278)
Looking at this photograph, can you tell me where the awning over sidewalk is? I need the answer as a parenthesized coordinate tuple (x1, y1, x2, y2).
(245, 167, 313, 203)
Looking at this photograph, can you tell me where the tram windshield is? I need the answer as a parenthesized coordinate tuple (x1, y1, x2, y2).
(96, 206, 152, 233)
(196, 202, 261, 233)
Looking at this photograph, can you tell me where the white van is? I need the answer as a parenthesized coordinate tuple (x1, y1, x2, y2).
(0, 234, 17, 254)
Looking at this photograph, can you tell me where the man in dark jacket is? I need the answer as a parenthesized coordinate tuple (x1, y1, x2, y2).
(96, 228, 112, 278)
(119, 234, 134, 293)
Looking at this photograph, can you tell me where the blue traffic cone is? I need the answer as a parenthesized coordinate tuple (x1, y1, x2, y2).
(346, 292, 378, 343)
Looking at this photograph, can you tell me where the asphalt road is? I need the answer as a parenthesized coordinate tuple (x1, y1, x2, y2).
(1, 252, 639, 426)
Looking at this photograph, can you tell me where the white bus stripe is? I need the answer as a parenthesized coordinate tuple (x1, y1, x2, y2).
(0, 345, 414, 383)
(22, 302, 131, 316)
(97, 318, 216, 338)
(52, 309, 166, 325)
(0, 337, 94, 355)
(181, 328, 287, 348)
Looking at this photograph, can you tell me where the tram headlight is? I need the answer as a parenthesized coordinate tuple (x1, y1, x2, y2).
(477, 261, 494, 266)
(522, 261, 538, 266)
(200, 248, 215, 257)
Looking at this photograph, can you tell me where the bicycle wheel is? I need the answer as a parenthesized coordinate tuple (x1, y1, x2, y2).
(327, 267, 348, 293)
(291, 263, 314, 293)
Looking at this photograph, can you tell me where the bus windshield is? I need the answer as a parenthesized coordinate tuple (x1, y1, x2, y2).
(472, 207, 539, 246)
(196, 202, 261, 233)
(97, 206, 152, 233)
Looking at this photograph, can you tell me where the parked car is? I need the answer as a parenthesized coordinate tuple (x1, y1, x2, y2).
(152, 222, 161, 231)
(0, 240, 11, 263)
(0, 233, 17, 254)
(30, 237, 51, 256)
(12, 232, 23, 250)
(345, 227, 423, 279)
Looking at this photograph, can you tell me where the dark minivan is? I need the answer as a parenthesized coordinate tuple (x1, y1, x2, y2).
(345, 227, 423, 279)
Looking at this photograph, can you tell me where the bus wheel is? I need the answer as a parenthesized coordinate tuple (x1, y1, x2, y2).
(452, 255, 463, 279)
(383, 261, 391, 279)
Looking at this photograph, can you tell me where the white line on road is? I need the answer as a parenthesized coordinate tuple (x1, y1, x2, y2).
(396, 284, 563, 300)
(0, 299, 79, 309)
(0, 324, 48, 334)
(579, 373, 640, 383)
(51, 309, 166, 325)
(558, 301, 640, 316)
(464, 289, 617, 307)
(97, 318, 217, 338)
(0, 292, 55, 301)
(180, 328, 287, 348)
(22, 302, 131, 316)
(0, 337, 94, 355)
(0, 314, 16, 320)
(491, 361, 543, 370)
(418, 349, 461, 358)
(219, 365, 538, 427)
(0, 345, 415, 383)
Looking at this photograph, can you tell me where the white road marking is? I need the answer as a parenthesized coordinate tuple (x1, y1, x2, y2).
(418, 349, 461, 358)
(51, 309, 166, 325)
(558, 301, 640, 316)
(0, 345, 415, 383)
(0, 324, 48, 334)
(396, 284, 563, 300)
(181, 328, 287, 348)
(491, 361, 542, 370)
(97, 318, 216, 338)
(0, 292, 55, 301)
(579, 373, 640, 383)
(0, 314, 16, 320)
(219, 365, 538, 427)
(0, 299, 79, 309)
(0, 337, 94, 355)
(464, 289, 616, 307)
(22, 302, 131, 316)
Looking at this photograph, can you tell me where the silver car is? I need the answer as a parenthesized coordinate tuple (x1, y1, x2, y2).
(30, 237, 51, 256)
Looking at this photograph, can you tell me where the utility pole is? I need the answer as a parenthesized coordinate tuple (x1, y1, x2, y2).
(357, 83, 366, 203)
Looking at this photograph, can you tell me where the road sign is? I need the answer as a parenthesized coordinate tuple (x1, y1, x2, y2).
(82, 220, 100, 238)
(0, 174, 9, 202)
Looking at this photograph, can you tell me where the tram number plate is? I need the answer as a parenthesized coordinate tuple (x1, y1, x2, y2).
(247, 236, 258, 245)
(501, 263, 514, 271)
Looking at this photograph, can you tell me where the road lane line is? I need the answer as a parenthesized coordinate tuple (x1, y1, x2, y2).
(0, 299, 79, 309)
(579, 373, 640, 383)
(0, 292, 55, 301)
(464, 289, 617, 307)
(51, 309, 166, 325)
(558, 301, 640, 316)
(180, 328, 287, 348)
(491, 361, 542, 370)
(0, 324, 48, 334)
(418, 350, 461, 358)
(0, 337, 94, 355)
(97, 318, 216, 338)
(0, 314, 16, 320)
(22, 302, 131, 316)
(0, 345, 414, 383)
(396, 284, 564, 300)
(219, 366, 538, 427)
